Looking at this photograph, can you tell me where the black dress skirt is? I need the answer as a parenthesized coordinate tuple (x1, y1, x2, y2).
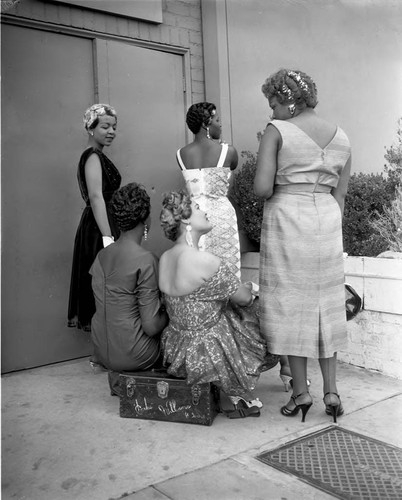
(67, 147, 121, 331)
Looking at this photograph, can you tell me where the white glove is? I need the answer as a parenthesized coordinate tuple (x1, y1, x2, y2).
(102, 236, 114, 248)
(244, 281, 260, 296)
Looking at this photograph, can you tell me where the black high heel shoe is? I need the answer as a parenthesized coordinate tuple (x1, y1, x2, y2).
(280, 392, 313, 423)
(324, 392, 344, 423)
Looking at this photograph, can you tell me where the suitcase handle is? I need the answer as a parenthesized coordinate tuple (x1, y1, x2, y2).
(126, 378, 136, 398)
(191, 385, 202, 405)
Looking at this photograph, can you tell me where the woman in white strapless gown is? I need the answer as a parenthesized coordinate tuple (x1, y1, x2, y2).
(176, 102, 241, 278)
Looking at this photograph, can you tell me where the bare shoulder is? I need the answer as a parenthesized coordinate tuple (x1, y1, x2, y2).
(159, 249, 174, 272)
(85, 152, 102, 169)
(260, 122, 282, 146)
(224, 144, 238, 170)
(182, 248, 220, 276)
(227, 144, 238, 158)
(179, 142, 198, 159)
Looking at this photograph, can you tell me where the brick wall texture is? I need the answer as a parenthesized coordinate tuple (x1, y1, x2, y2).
(7, 0, 205, 103)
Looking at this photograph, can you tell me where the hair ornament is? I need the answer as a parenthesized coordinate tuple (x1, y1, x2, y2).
(280, 84, 293, 101)
(287, 71, 311, 96)
(83, 103, 116, 130)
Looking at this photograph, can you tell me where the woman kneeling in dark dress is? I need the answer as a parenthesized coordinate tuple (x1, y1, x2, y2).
(90, 183, 168, 395)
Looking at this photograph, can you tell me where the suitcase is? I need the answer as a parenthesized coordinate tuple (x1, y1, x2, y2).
(119, 369, 220, 426)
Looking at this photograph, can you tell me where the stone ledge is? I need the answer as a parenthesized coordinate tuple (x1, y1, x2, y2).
(344, 256, 402, 315)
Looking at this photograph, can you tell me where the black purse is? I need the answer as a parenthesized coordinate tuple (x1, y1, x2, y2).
(345, 283, 362, 321)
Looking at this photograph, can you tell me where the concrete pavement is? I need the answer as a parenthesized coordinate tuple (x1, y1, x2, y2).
(2, 358, 402, 500)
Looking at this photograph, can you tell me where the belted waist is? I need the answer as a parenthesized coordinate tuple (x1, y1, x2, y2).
(275, 183, 332, 194)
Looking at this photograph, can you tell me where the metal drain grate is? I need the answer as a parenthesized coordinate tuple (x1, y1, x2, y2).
(256, 426, 402, 499)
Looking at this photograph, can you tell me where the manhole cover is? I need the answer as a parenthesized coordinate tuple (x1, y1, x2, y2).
(256, 426, 402, 499)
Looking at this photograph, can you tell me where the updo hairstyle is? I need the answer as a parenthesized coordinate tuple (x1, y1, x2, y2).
(186, 102, 216, 134)
(111, 182, 150, 232)
(160, 191, 192, 241)
(261, 69, 318, 108)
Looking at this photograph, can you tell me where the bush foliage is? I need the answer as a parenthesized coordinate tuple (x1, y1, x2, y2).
(228, 150, 264, 244)
(342, 173, 395, 256)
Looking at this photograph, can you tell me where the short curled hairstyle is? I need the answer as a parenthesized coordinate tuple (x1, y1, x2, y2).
(110, 182, 150, 232)
(261, 69, 318, 108)
(186, 102, 216, 134)
(83, 103, 117, 131)
(160, 191, 192, 241)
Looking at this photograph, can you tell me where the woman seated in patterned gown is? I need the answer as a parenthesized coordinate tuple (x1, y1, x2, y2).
(158, 191, 279, 419)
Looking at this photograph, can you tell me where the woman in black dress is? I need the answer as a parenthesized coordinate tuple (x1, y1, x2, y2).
(68, 104, 121, 332)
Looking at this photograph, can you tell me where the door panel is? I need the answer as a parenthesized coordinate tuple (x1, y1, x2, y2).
(104, 40, 186, 256)
(1, 25, 95, 372)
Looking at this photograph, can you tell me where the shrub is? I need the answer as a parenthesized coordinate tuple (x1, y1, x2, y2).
(369, 186, 402, 253)
(342, 173, 395, 256)
(344, 119, 401, 256)
(228, 150, 263, 246)
(384, 117, 402, 191)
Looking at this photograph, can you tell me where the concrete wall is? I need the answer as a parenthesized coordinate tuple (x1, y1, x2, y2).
(203, 0, 402, 174)
(341, 256, 402, 379)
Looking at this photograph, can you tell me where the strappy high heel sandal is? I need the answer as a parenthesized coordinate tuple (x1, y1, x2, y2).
(279, 373, 311, 392)
(223, 397, 261, 419)
(280, 392, 313, 423)
(324, 392, 344, 423)
(280, 374, 293, 392)
(229, 396, 263, 409)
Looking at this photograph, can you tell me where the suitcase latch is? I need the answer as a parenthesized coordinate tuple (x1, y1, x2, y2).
(157, 381, 169, 399)
(191, 385, 202, 406)
(126, 378, 136, 398)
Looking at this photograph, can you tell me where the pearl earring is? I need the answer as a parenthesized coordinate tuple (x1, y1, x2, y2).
(185, 225, 193, 247)
(143, 223, 148, 241)
(206, 127, 211, 139)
